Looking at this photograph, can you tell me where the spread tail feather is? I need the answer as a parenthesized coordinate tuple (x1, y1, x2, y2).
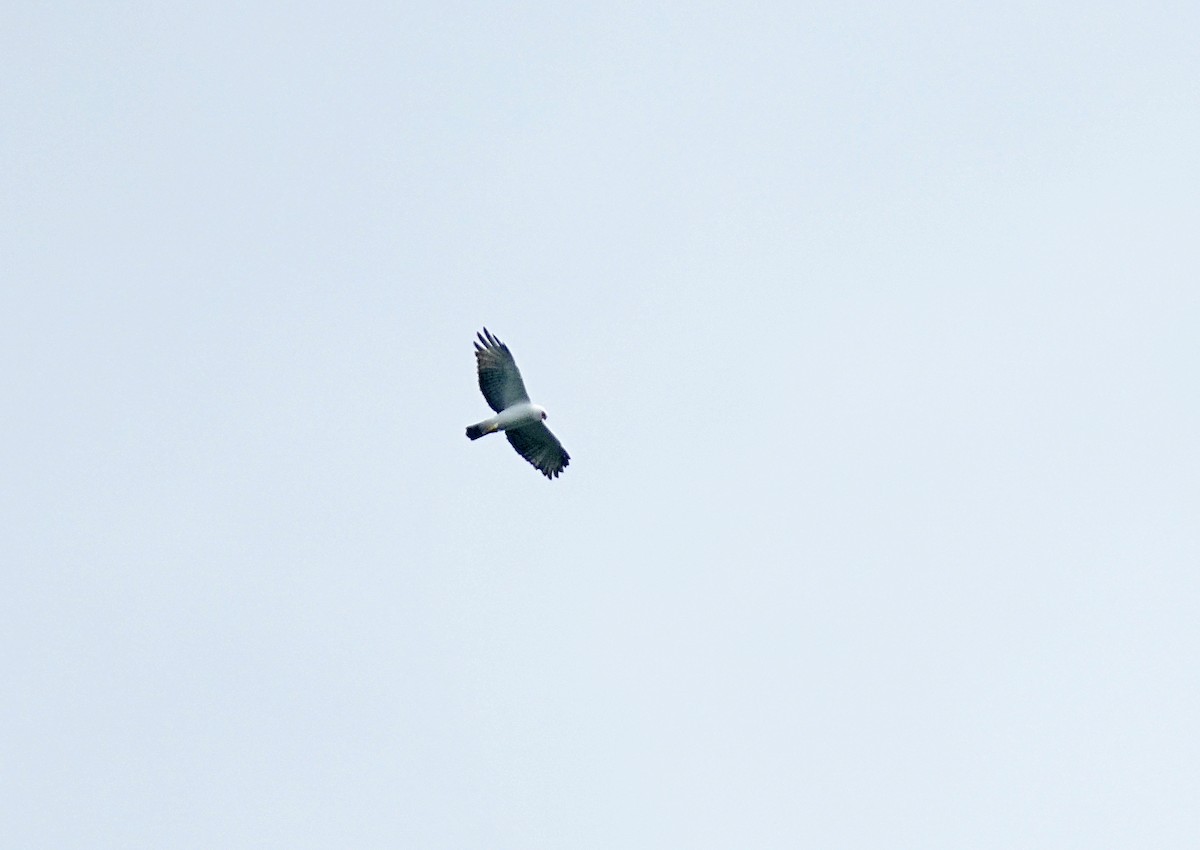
(466, 423, 486, 440)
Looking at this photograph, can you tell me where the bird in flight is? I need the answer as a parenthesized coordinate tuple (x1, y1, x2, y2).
(465, 328, 570, 479)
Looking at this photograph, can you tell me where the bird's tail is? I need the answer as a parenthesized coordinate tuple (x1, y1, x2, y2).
(465, 423, 487, 440)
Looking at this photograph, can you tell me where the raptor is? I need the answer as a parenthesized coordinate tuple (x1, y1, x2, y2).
(465, 328, 570, 479)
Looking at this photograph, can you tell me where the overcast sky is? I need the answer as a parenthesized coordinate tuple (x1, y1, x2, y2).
(3, 2, 1198, 847)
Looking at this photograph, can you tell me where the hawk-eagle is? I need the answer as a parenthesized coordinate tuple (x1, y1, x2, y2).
(465, 328, 570, 479)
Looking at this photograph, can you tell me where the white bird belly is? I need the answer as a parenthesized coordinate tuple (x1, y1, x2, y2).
(495, 402, 542, 429)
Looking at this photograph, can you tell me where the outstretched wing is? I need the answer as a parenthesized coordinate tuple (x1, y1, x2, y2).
(505, 422, 570, 479)
(474, 328, 530, 413)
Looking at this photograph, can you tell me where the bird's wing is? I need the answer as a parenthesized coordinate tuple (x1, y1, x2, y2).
(474, 328, 531, 413)
(505, 422, 570, 479)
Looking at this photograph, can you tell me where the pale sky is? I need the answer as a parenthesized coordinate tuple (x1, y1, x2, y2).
(3, 2, 1198, 847)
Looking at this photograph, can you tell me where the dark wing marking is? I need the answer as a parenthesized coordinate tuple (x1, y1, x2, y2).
(474, 328, 530, 413)
(505, 422, 570, 479)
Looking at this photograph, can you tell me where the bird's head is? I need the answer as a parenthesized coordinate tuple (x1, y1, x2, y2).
(532, 404, 548, 421)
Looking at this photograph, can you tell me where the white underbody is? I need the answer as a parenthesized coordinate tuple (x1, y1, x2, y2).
(471, 402, 546, 435)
